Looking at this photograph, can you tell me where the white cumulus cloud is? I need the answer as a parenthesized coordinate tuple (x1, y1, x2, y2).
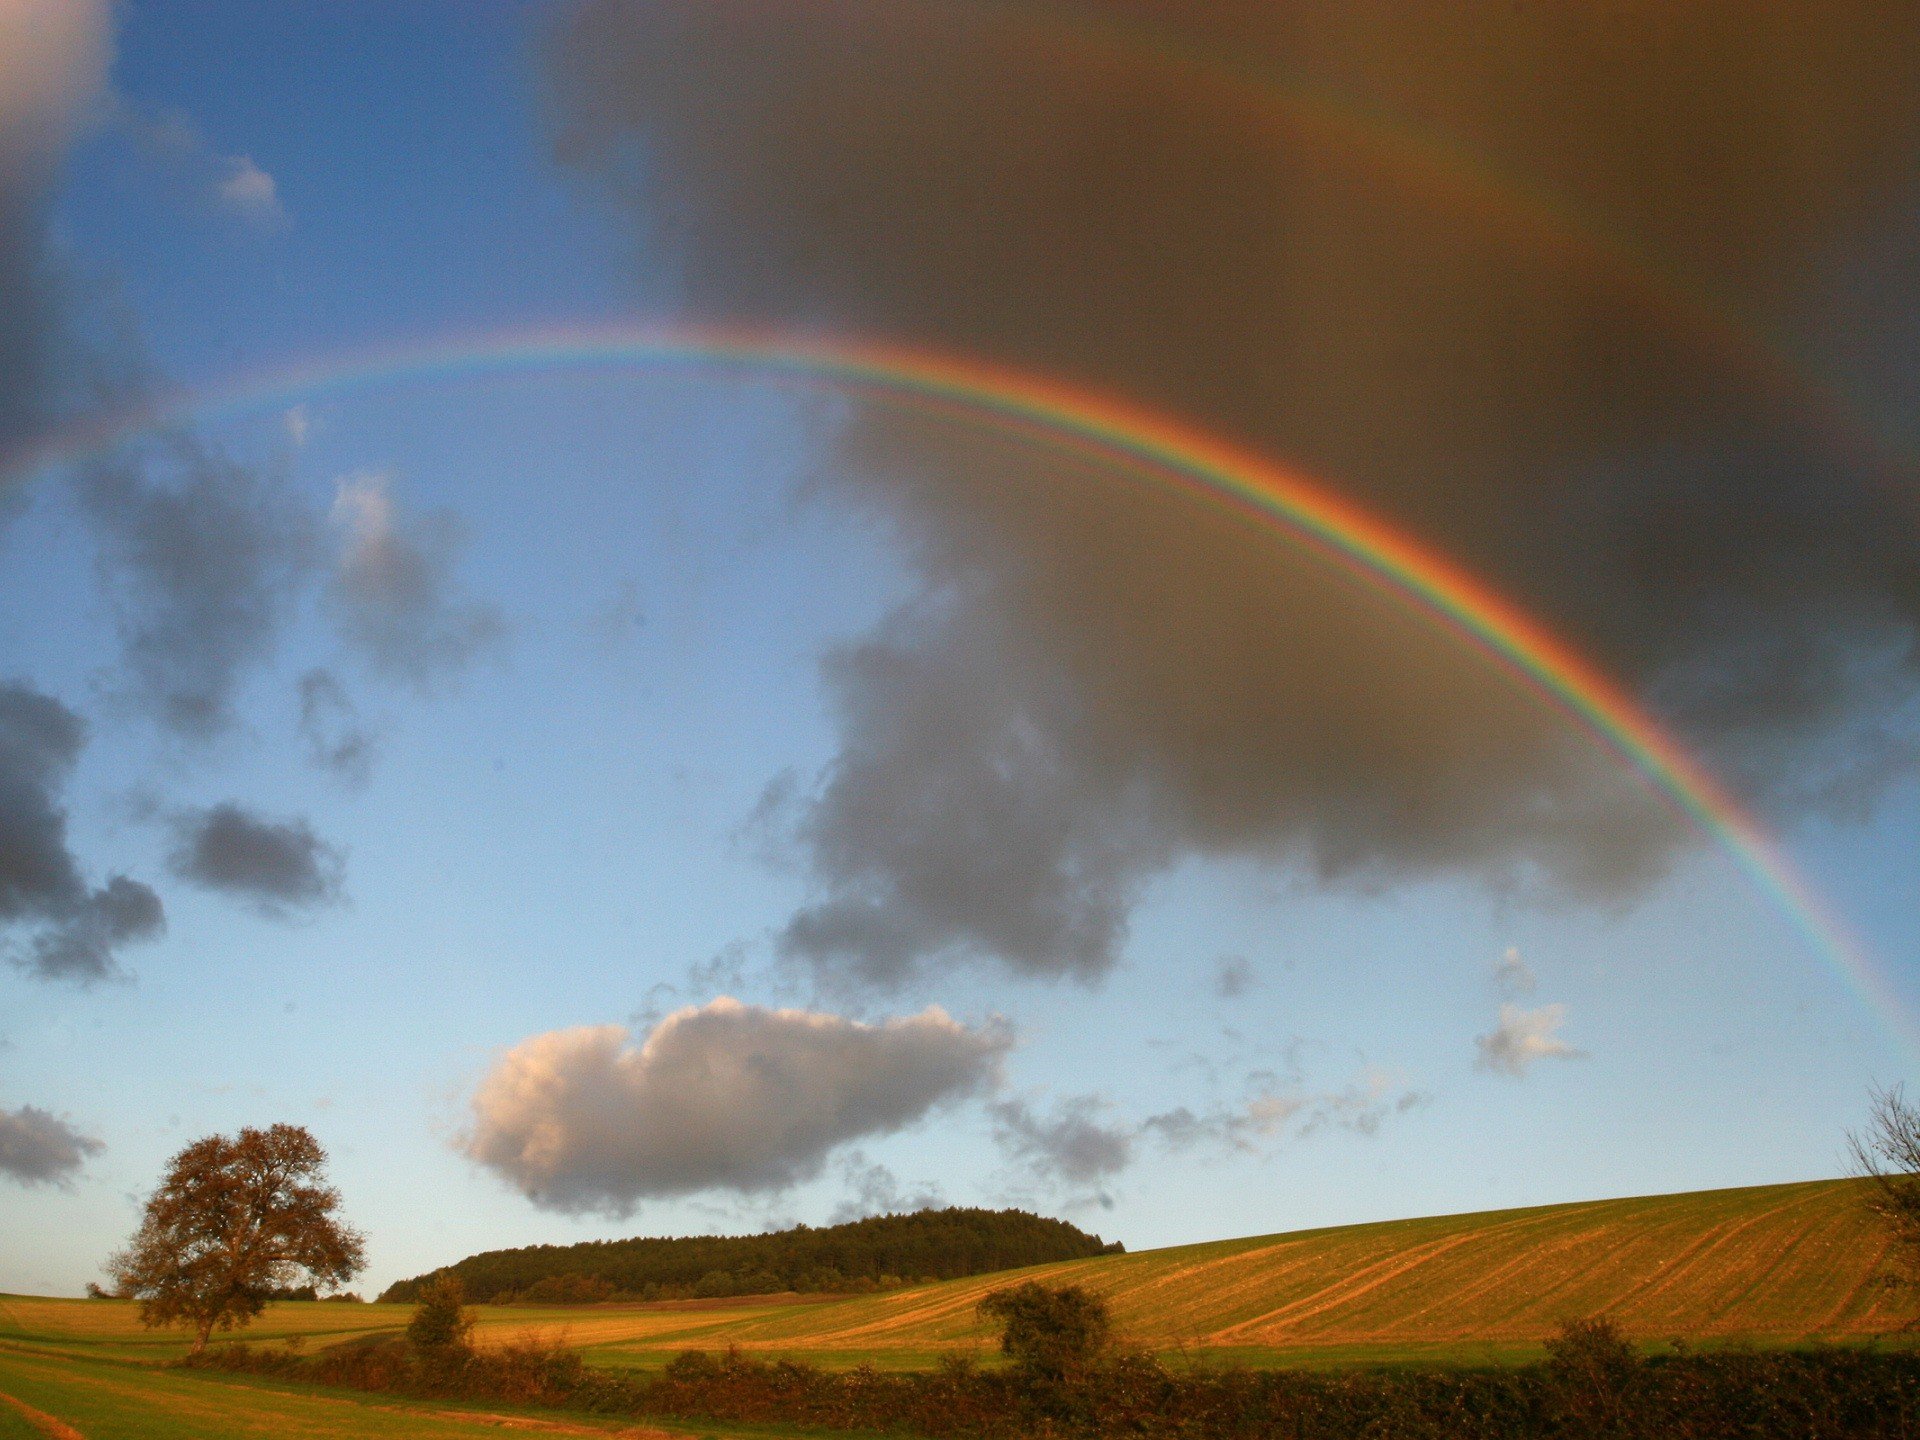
(461, 997, 1010, 1215)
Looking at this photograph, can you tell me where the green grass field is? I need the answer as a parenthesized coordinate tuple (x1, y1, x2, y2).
(0, 1178, 1905, 1435)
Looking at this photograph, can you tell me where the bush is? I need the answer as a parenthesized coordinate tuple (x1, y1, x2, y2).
(978, 1281, 1112, 1384)
(406, 1272, 473, 1353)
(1544, 1315, 1638, 1435)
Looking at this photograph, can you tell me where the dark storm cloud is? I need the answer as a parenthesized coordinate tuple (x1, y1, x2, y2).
(461, 998, 1008, 1215)
(328, 473, 505, 689)
(167, 803, 344, 913)
(0, 1104, 103, 1186)
(79, 436, 319, 741)
(0, 682, 165, 984)
(553, 1, 1920, 985)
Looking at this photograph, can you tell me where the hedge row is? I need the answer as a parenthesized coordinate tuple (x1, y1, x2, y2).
(192, 1327, 1920, 1439)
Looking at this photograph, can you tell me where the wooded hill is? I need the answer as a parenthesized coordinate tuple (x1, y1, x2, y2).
(378, 1207, 1121, 1305)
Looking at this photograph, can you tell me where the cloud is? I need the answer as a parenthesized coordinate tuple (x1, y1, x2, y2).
(990, 1096, 1135, 1192)
(0, 682, 164, 984)
(296, 669, 376, 786)
(166, 802, 345, 914)
(461, 997, 1010, 1215)
(0, 1104, 102, 1186)
(78, 435, 318, 740)
(1475, 1003, 1586, 1077)
(1493, 946, 1536, 997)
(827, 1150, 946, 1224)
(1000, 1069, 1424, 1198)
(328, 473, 505, 689)
(0, 0, 111, 494)
(117, 101, 288, 228)
(554, 1, 1920, 985)
(1214, 956, 1256, 1000)
(215, 154, 283, 224)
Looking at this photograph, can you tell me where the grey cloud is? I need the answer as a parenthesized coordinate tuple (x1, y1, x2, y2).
(1000, 1071, 1423, 1194)
(1493, 947, 1536, 998)
(79, 435, 318, 741)
(1474, 1002, 1586, 1077)
(0, 0, 110, 510)
(297, 669, 376, 786)
(1213, 956, 1256, 1000)
(461, 997, 1010, 1215)
(554, 0, 1920, 984)
(328, 473, 505, 689)
(0, 1104, 102, 1186)
(828, 1150, 946, 1224)
(166, 802, 344, 913)
(990, 1096, 1135, 1192)
(0, 682, 164, 984)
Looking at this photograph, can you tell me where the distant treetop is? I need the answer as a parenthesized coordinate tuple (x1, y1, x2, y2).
(379, 1206, 1120, 1305)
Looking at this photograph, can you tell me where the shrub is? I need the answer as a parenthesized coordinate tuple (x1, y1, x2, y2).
(978, 1281, 1112, 1384)
(406, 1272, 474, 1353)
(1544, 1315, 1638, 1435)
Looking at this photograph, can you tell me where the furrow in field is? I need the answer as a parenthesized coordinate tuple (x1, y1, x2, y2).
(0, 1391, 84, 1440)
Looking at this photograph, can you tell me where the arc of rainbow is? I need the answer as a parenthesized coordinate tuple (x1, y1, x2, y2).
(965, 0, 1920, 513)
(1, 321, 1907, 1058)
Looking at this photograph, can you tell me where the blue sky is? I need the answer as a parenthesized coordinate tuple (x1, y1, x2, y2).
(1, 1, 1916, 1298)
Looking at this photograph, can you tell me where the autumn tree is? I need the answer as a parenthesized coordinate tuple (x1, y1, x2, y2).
(107, 1123, 364, 1353)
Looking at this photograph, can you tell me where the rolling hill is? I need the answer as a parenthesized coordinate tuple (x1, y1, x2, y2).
(2, 1179, 1902, 1376)
(469, 1177, 1908, 1367)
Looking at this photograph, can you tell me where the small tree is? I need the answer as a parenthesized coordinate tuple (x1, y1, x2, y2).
(107, 1123, 364, 1354)
(407, 1271, 475, 1353)
(1849, 1083, 1920, 1301)
(977, 1281, 1111, 1384)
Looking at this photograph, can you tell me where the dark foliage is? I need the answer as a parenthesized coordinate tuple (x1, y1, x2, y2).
(977, 1281, 1111, 1383)
(378, 1206, 1117, 1304)
(191, 1315, 1920, 1439)
(405, 1272, 473, 1353)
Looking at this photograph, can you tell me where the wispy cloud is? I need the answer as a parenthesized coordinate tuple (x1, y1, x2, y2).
(1475, 1003, 1586, 1078)
(1493, 946, 1537, 997)
(328, 473, 506, 690)
(117, 100, 288, 228)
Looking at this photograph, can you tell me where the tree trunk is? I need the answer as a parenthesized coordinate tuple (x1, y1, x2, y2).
(192, 1318, 213, 1355)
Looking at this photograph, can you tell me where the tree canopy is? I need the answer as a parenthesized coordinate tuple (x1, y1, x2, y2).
(108, 1123, 364, 1351)
(380, 1206, 1119, 1305)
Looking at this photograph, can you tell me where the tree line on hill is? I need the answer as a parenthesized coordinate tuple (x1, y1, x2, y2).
(377, 1207, 1121, 1305)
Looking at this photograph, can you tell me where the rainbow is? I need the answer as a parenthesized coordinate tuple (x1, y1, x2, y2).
(2, 321, 1909, 1058)
(983, 0, 1919, 515)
